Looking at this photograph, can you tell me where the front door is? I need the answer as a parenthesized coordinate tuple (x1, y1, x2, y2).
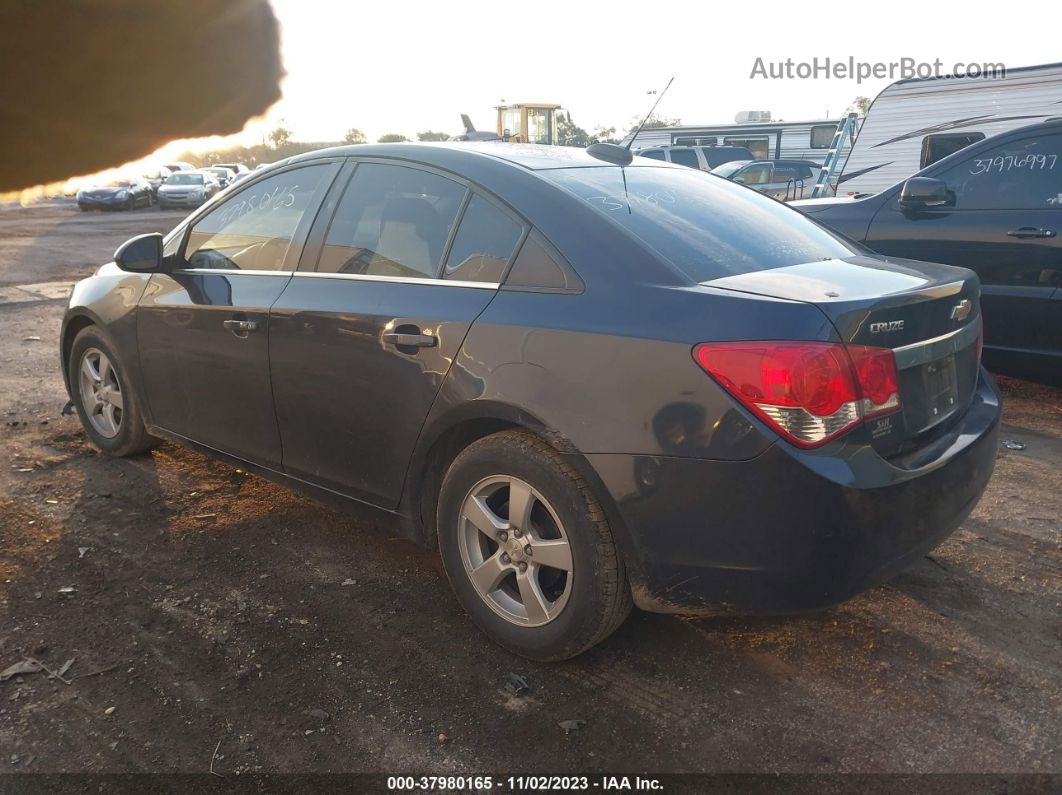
(269, 160, 527, 507)
(864, 131, 1062, 366)
(137, 162, 339, 466)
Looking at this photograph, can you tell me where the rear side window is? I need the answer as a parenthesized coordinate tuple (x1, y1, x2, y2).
(183, 164, 331, 271)
(318, 163, 465, 277)
(443, 195, 525, 283)
(668, 149, 700, 169)
(544, 166, 859, 282)
(638, 150, 666, 161)
(933, 134, 1062, 210)
(920, 132, 986, 168)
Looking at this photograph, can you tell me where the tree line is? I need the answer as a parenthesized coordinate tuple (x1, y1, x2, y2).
(173, 113, 677, 168)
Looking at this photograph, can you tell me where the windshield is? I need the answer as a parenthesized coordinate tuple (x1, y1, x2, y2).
(166, 173, 205, 185)
(543, 166, 860, 282)
(710, 161, 750, 178)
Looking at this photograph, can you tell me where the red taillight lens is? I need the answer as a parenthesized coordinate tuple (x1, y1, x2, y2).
(693, 341, 901, 448)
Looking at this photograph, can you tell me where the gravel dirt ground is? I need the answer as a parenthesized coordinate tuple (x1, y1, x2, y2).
(0, 204, 1059, 779)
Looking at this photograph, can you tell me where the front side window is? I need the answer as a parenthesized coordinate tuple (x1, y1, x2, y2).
(810, 125, 836, 149)
(544, 165, 860, 283)
(920, 132, 986, 169)
(737, 164, 772, 185)
(182, 164, 331, 271)
(933, 134, 1062, 210)
(668, 149, 700, 169)
(443, 195, 525, 283)
(638, 150, 666, 161)
(318, 163, 466, 277)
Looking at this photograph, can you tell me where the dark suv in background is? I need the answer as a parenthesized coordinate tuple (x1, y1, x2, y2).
(794, 120, 1062, 381)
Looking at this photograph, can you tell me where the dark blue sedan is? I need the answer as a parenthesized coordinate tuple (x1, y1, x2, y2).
(59, 143, 999, 660)
(76, 177, 153, 211)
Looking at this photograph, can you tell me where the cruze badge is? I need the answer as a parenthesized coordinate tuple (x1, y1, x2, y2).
(950, 299, 972, 322)
(869, 320, 904, 334)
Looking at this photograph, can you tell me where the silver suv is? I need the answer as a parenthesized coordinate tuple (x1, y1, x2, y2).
(634, 145, 754, 172)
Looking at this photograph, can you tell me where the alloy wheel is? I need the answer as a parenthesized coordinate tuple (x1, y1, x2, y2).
(78, 347, 124, 438)
(457, 475, 574, 627)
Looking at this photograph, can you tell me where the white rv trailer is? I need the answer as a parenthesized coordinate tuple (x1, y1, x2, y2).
(835, 62, 1062, 196)
(623, 118, 843, 164)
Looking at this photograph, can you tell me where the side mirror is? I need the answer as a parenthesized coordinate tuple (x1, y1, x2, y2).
(114, 233, 163, 273)
(733, 177, 746, 184)
(899, 177, 949, 210)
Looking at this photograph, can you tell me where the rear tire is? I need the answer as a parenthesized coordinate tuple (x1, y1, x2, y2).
(68, 326, 156, 457)
(437, 430, 632, 661)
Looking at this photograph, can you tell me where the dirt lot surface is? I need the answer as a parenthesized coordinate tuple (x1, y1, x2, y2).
(0, 204, 1059, 779)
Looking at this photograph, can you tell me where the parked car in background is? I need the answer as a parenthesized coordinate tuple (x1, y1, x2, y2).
(214, 162, 251, 178)
(635, 145, 754, 171)
(142, 167, 173, 199)
(200, 166, 237, 189)
(162, 161, 195, 173)
(793, 120, 1062, 382)
(61, 143, 999, 660)
(156, 171, 220, 209)
(712, 159, 823, 201)
(76, 177, 153, 211)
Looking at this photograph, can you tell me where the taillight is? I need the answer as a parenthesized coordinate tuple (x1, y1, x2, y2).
(693, 341, 901, 448)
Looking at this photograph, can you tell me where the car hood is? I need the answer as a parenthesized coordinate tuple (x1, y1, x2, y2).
(158, 183, 202, 191)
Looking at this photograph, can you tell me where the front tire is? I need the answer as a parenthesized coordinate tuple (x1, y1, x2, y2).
(437, 431, 632, 661)
(68, 326, 156, 456)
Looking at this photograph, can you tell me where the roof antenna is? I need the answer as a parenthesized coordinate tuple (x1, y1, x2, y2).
(586, 76, 675, 166)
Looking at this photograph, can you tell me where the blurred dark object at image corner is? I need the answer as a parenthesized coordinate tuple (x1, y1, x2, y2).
(0, 0, 283, 192)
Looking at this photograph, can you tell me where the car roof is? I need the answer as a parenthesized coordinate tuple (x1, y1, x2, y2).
(287, 141, 680, 172)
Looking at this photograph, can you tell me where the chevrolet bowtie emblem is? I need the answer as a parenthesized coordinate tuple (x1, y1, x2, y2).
(950, 299, 972, 322)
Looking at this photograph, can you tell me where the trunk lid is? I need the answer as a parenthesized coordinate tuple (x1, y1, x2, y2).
(702, 255, 982, 456)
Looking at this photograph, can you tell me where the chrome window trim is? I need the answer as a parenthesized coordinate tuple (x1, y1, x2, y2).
(892, 320, 980, 369)
(174, 268, 294, 277)
(293, 271, 499, 289)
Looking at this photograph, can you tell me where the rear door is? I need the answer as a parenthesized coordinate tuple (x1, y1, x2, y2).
(137, 161, 340, 465)
(269, 159, 527, 507)
(864, 131, 1062, 365)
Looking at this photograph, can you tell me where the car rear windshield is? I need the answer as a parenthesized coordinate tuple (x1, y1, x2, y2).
(543, 166, 859, 282)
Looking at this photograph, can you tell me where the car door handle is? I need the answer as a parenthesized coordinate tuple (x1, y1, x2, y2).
(1007, 227, 1056, 239)
(222, 319, 259, 333)
(383, 332, 437, 348)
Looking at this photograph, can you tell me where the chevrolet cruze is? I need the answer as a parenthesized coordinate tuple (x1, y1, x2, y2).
(60, 142, 1000, 660)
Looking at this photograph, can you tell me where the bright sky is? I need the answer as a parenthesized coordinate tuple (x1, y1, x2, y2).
(197, 0, 1056, 148)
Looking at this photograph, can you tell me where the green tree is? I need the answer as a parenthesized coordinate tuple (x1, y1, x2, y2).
(847, 96, 872, 115)
(377, 133, 409, 143)
(591, 125, 618, 144)
(343, 127, 367, 144)
(556, 112, 590, 147)
(629, 113, 681, 134)
(416, 130, 450, 142)
(268, 121, 292, 149)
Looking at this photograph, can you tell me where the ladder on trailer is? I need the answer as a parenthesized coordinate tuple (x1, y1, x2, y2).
(810, 112, 859, 198)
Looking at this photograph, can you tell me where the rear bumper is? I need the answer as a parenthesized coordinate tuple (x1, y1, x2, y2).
(587, 370, 1001, 615)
